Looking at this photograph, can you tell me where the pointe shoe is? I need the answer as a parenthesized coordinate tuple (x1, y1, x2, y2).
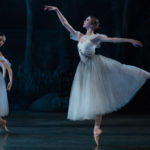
(94, 128, 102, 146)
(1, 120, 9, 133)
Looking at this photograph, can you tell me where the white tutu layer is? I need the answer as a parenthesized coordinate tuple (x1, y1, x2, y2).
(67, 55, 150, 120)
(0, 72, 9, 117)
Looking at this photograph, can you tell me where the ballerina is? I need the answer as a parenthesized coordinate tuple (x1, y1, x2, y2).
(44, 6, 150, 145)
(0, 33, 13, 133)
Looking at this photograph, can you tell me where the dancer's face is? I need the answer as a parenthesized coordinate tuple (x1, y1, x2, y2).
(83, 16, 92, 29)
(0, 36, 6, 47)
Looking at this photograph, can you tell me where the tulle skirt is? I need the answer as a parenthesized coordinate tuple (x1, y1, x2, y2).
(0, 73, 9, 117)
(67, 55, 150, 120)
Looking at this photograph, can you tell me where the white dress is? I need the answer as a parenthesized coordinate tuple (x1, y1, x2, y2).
(0, 56, 11, 117)
(67, 32, 150, 120)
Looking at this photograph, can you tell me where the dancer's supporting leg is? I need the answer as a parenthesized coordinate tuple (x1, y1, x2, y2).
(94, 115, 102, 146)
(0, 117, 8, 133)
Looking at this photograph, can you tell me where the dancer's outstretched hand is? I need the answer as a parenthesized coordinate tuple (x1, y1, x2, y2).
(44, 5, 58, 11)
(130, 39, 143, 48)
(7, 81, 12, 91)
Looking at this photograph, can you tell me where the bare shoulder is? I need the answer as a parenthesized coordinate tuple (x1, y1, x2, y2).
(78, 32, 84, 41)
(79, 33, 84, 38)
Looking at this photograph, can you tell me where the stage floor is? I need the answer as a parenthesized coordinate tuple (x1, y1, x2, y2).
(0, 112, 150, 150)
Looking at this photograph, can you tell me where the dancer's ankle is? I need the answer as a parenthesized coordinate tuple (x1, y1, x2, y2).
(94, 126, 100, 130)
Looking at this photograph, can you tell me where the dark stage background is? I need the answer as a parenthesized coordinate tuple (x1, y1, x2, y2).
(0, 0, 150, 113)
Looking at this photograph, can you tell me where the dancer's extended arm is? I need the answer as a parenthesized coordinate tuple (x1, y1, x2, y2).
(92, 35, 143, 47)
(44, 5, 82, 39)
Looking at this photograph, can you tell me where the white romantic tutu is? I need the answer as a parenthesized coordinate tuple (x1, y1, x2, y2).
(0, 72, 9, 117)
(67, 32, 150, 120)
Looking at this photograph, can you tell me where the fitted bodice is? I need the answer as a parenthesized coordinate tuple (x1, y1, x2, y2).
(77, 40, 96, 63)
(70, 32, 108, 64)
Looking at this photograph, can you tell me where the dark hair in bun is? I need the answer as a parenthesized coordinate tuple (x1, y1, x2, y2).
(90, 16, 100, 31)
